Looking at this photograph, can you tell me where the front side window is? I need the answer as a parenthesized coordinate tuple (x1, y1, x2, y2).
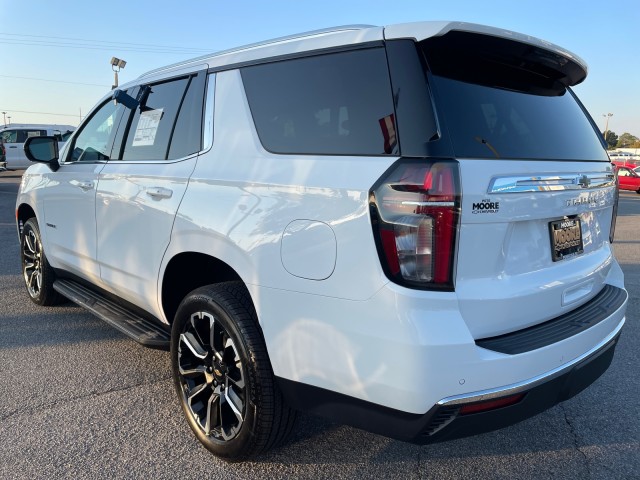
(241, 48, 398, 156)
(69, 100, 124, 162)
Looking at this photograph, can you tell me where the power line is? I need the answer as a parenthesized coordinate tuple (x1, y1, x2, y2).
(0, 32, 213, 52)
(0, 33, 213, 55)
(0, 108, 81, 119)
(0, 74, 108, 87)
(0, 39, 208, 55)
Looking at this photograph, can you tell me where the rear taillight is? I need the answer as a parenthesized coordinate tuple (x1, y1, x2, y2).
(370, 160, 461, 290)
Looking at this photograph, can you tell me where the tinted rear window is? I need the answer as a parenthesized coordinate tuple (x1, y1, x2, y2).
(241, 48, 398, 156)
(421, 35, 608, 161)
(431, 77, 608, 161)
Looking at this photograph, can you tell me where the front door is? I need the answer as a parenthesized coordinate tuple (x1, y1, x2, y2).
(41, 99, 125, 281)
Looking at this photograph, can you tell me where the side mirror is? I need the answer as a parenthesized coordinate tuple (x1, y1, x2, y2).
(24, 136, 60, 171)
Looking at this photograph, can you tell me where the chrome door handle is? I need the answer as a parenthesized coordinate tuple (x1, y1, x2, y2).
(146, 187, 173, 199)
(77, 181, 94, 191)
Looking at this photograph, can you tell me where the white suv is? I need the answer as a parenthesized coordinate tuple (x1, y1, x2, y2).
(16, 22, 627, 461)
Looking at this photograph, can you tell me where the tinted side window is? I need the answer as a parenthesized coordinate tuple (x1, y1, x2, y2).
(168, 73, 205, 159)
(69, 99, 125, 162)
(242, 48, 398, 155)
(22, 130, 47, 142)
(2, 130, 47, 143)
(122, 77, 189, 161)
(1, 130, 17, 143)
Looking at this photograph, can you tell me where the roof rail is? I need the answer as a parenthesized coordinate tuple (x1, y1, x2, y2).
(139, 24, 376, 79)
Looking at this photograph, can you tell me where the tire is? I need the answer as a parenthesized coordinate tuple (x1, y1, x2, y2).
(20, 218, 63, 306)
(170, 282, 297, 461)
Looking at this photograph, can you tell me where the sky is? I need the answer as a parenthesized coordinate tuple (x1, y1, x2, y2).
(1, 0, 639, 140)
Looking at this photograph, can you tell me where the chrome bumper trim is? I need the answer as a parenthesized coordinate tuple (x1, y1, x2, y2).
(437, 318, 625, 407)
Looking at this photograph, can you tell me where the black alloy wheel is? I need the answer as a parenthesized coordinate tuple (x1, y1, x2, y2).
(178, 310, 246, 441)
(20, 218, 62, 306)
(171, 282, 296, 461)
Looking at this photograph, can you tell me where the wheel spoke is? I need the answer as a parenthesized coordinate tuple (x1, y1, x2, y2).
(187, 382, 208, 404)
(227, 374, 245, 390)
(210, 316, 224, 362)
(225, 385, 244, 423)
(179, 364, 207, 377)
(24, 233, 37, 254)
(204, 392, 220, 435)
(28, 270, 38, 289)
(180, 332, 207, 360)
(190, 312, 208, 348)
(219, 394, 237, 441)
(23, 252, 36, 261)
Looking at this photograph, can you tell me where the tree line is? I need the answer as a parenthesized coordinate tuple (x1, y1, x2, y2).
(603, 131, 640, 149)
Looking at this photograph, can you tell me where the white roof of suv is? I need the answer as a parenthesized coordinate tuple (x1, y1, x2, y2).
(137, 21, 587, 86)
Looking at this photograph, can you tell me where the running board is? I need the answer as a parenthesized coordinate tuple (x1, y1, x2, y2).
(53, 279, 170, 350)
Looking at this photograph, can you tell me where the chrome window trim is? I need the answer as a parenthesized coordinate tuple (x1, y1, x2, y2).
(202, 73, 216, 152)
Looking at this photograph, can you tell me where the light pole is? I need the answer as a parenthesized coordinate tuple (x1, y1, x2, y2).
(110, 57, 127, 90)
(602, 113, 613, 148)
(2, 112, 5, 127)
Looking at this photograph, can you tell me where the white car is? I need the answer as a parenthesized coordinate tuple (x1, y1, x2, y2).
(16, 21, 627, 461)
(0, 124, 75, 169)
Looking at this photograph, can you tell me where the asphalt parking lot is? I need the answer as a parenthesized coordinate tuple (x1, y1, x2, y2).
(0, 169, 638, 479)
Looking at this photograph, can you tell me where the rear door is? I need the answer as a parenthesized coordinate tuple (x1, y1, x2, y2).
(95, 69, 208, 314)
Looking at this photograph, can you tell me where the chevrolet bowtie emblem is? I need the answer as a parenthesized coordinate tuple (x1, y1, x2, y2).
(577, 175, 591, 188)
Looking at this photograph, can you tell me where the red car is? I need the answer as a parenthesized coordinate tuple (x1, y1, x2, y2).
(615, 165, 640, 193)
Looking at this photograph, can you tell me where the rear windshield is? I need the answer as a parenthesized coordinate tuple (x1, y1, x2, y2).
(421, 35, 608, 161)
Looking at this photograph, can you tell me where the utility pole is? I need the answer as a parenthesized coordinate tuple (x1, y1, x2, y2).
(602, 113, 613, 148)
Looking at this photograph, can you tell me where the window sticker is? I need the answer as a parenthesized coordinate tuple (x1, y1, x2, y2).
(132, 108, 164, 146)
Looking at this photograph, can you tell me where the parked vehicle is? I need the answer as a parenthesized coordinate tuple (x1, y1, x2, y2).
(0, 141, 6, 170)
(0, 124, 75, 169)
(609, 151, 640, 168)
(615, 165, 640, 193)
(16, 21, 627, 461)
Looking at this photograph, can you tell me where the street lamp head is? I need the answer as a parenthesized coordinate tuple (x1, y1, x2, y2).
(110, 57, 127, 71)
(110, 57, 127, 90)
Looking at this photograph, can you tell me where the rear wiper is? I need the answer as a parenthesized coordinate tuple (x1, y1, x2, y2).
(474, 136, 500, 159)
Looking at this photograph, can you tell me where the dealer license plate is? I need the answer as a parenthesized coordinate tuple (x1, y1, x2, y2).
(549, 218, 584, 262)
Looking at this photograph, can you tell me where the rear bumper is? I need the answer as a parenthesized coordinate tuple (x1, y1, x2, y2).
(419, 321, 622, 443)
(277, 320, 623, 443)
